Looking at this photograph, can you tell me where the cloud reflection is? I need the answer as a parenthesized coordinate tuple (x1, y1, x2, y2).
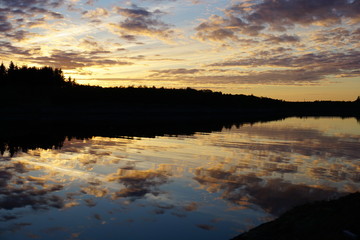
(107, 165, 172, 200)
(0, 117, 359, 239)
(0, 162, 67, 211)
(194, 167, 341, 216)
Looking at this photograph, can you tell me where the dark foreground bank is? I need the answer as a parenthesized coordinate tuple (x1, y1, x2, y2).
(232, 192, 360, 240)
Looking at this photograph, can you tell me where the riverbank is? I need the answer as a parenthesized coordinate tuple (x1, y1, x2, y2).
(232, 192, 360, 240)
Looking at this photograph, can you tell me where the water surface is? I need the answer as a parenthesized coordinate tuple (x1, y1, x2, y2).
(1, 117, 359, 240)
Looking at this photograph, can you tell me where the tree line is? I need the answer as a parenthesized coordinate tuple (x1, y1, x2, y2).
(0, 61, 284, 107)
(0, 61, 358, 113)
(0, 62, 76, 88)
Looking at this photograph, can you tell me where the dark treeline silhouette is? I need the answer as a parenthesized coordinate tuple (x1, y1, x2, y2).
(0, 62, 281, 108)
(0, 62, 359, 120)
(0, 61, 76, 88)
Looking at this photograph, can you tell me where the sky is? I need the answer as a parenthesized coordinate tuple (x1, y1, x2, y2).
(0, 0, 359, 101)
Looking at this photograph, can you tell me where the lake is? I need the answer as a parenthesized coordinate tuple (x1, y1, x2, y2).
(0, 117, 359, 240)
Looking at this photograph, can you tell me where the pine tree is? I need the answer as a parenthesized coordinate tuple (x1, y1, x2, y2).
(8, 61, 15, 72)
(0, 62, 6, 84)
(7, 61, 17, 83)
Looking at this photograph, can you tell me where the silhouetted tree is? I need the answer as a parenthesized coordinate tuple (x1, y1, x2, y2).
(0, 62, 6, 84)
(8, 61, 16, 72)
(6, 61, 16, 83)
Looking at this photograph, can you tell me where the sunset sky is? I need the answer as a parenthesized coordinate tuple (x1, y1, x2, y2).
(1, 0, 359, 101)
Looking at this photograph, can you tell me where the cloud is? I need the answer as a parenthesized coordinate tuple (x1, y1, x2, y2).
(0, 41, 36, 56)
(194, 14, 260, 42)
(0, 15, 12, 32)
(26, 49, 133, 69)
(200, 50, 360, 84)
(0, 0, 358, 91)
(150, 68, 203, 77)
(0, 0, 64, 50)
(147, 65, 359, 86)
(82, 8, 109, 22)
(5, 30, 34, 41)
(264, 33, 301, 44)
(210, 52, 341, 68)
(109, 4, 176, 42)
(195, 0, 360, 42)
(27, 17, 47, 28)
(28, 6, 64, 19)
(0, 0, 65, 8)
(230, 0, 360, 28)
(312, 27, 360, 48)
(145, 49, 360, 85)
(0, 1, 64, 19)
(78, 37, 112, 54)
(148, 69, 326, 85)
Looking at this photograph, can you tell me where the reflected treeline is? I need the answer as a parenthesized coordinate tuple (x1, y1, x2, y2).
(0, 115, 286, 157)
(0, 128, 67, 157)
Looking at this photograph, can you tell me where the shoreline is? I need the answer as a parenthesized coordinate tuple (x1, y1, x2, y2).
(232, 192, 360, 240)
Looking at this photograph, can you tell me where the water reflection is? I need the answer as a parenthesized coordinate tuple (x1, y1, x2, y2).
(0, 117, 359, 240)
(108, 166, 172, 200)
(194, 168, 339, 215)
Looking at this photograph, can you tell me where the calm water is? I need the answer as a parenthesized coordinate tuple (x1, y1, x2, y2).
(1, 117, 359, 240)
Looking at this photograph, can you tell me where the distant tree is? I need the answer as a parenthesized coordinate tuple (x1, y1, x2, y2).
(8, 61, 17, 75)
(7, 61, 16, 82)
(0, 62, 6, 84)
(66, 77, 77, 87)
(8, 61, 16, 71)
